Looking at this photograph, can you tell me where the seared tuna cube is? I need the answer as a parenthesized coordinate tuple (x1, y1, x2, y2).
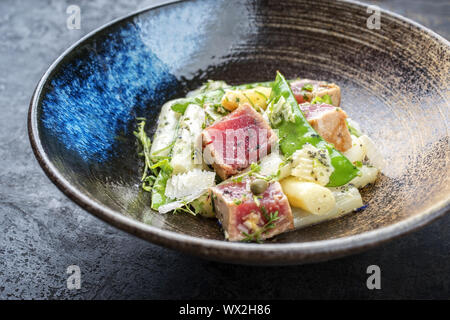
(291, 79, 341, 107)
(299, 103, 352, 152)
(210, 179, 294, 241)
(202, 104, 277, 180)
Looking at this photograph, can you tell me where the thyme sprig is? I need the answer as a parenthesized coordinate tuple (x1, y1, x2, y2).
(241, 210, 280, 243)
(173, 199, 199, 216)
(231, 162, 262, 183)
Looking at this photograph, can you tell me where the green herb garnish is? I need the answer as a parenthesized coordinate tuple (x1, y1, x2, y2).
(241, 211, 280, 243)
(231, 162, 262, 183)
(253, 195, 262, 207)
(302, 83, 313, 92)
(173, 201, 198, 216)
(346, 120, 362, 137)
(311, 94, 333, 105)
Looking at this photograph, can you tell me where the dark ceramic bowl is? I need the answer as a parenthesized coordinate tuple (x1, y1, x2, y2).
(28, 0, 449, 265)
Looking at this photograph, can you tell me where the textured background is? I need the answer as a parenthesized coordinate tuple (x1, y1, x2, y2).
(0, 0, 449, 299)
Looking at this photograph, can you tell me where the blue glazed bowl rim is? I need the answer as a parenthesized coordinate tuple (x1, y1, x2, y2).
(28, 0, 450, 264)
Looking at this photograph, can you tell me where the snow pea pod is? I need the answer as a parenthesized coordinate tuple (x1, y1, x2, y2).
(268, 72, 358, 187)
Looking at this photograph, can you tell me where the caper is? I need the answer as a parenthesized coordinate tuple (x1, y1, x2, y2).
(250, 179, 268, 195)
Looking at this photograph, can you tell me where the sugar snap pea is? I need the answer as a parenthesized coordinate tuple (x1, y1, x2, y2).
(268, 72, 358, 187)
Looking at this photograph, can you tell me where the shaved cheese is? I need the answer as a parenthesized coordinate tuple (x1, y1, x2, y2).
(165, 169, 216, 200)
(159, 169, 216, 214)
(158, 192, 204, 214)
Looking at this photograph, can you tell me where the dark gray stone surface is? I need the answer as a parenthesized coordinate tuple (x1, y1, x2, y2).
(0, 0, 448, 299)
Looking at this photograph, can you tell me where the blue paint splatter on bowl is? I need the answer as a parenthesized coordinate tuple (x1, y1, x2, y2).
(41, 22, 178, 163)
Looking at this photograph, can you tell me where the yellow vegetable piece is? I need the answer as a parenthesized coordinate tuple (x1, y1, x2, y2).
(221, 87, 272, 111)
(280, 177, 335, 215)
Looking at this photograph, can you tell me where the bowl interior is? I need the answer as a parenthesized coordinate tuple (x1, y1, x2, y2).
(33, 0, 449, 246)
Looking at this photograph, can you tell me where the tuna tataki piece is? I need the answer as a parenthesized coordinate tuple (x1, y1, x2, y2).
(210, 179, 294, 241)
(290, 79, 341, 107)
(202, 104, 277, 180)
(300, 103, 352, 152)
